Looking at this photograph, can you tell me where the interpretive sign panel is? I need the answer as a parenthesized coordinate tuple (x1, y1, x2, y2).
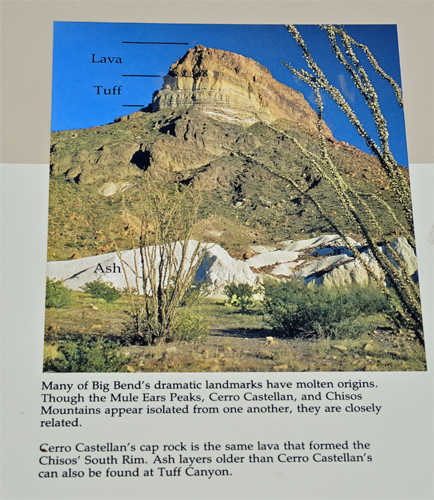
(1, 3, 432, 499)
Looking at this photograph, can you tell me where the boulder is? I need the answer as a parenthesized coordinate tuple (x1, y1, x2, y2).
(277, 240, 293, 248)
(308, 256, 379, 287)
(195, 243, 256, 291)
(248, 245, 278, 254)
(47, 251, 127, 291)
(282, 234, 359, 253)
(384, 237, 418, 276)
(282, 235, 341, 252)
(98, 182, 117, 197)
(307, 237, 417, 287)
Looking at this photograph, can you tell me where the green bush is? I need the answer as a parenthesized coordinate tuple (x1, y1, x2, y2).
(123, 309, 209, 344)
(44, 337, 129, 372)
(224, 282, 256, 312)
(263, 281, 391, 339)
(45, 278, 74, 308)
(170, 310, 210, 342)
(81, 280, 122, 303)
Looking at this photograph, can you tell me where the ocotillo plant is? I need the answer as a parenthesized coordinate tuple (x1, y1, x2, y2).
(113, 178, 209, 345)
(250, 25, 423, 343)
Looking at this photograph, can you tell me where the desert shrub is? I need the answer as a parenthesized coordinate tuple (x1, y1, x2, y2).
(224, 283, 256, 312)
(81, 280, 122, 303)
(43, 337, 129, 372)
(170, 310, 210, 342)
(263, 281, 391, 338)
(121, 280, 210, 345)
(277, 25, 423, 343)
(306, 317, 375, 340)
(45, 278, 74, 308)
(178, 280, 211, 308)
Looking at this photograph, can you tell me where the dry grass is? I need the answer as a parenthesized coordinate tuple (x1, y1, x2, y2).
(44, 294, 426, 373)
(119, 328, 426, 373)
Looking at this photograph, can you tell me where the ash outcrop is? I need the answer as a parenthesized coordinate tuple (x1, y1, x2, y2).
(47, 236, 417, 295)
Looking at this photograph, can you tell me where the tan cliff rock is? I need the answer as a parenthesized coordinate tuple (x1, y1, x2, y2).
(152, 45, 332, 137)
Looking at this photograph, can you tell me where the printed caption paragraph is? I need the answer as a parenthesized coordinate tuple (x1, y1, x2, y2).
(40, 377, 381, 426)
(38, 377, 379, 480)
(38, 439, 373, 479)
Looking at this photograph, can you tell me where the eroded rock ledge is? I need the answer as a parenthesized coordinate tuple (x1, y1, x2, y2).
(152, 45, 332, 136)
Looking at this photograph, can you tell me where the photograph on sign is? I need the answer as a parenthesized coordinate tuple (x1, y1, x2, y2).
(44, 22, 426, 373)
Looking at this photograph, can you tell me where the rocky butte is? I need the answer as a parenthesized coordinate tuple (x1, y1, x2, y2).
(51, 44, 382, 188)
(48, 44, 409, 264)
(152, 44, 332, 136)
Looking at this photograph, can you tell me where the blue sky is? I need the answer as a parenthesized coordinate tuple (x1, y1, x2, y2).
(51, 23, 408, 167)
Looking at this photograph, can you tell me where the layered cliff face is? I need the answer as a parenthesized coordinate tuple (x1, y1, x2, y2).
(48, 45, 410, 261)
(152, 45, 332, 137)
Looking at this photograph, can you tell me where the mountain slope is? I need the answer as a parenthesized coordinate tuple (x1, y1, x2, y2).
(48, 45, 410, 261)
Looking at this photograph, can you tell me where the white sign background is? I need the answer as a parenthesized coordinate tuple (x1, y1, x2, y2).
(1, 2, 433, 499)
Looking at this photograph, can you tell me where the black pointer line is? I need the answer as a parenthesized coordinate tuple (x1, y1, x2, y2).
(122, 74, 159, 104)
(122, 41, 189, 45)
(121, 41, 183, 106)
(123, 75, 161, 77)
